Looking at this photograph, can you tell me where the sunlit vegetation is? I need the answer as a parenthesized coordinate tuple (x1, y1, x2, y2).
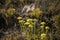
(0, 0, 60, 40)
(30, 8, 42, 18)
(7, 8, 16, 16)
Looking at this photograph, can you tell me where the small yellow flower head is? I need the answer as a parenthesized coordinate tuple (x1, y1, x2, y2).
(17, 17, 22, 20)
(41, 33, 46, 39)
(28, 24, 33, 28)
(40, 22, 46, 25)
(35, 8, 41, 13)
(45, 26, 50, 30)
(27, 18, 32, 22)
(24, 22, 30, 25)
(19, 20, 25, 24)
(7, 8, 16, 16)
(30, 8, 42, 18)
(40, 26, 44, 28)
(33, 19, 38, 22)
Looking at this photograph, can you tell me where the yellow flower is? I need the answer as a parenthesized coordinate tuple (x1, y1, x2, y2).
(30, 8, 42, 18)
(17, 17, 22, 20)
(24, 22, 30, 25)
(35, 8, 42, 14)
(33, 19, 38, 22)
(41, 33, 46, 39)
(7, 8, 16, 16)
(40, 26, 44, 28)
(40, 22, 46, 25)
(28, 24, 33, 28)
(45, 26, 50, 30)
(27, 18, 32, 22)
(19, 20, 25, 24)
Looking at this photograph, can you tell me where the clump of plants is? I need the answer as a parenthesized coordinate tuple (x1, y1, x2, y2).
(17, 16, 51, 40)
(30, 8, 42, 18)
